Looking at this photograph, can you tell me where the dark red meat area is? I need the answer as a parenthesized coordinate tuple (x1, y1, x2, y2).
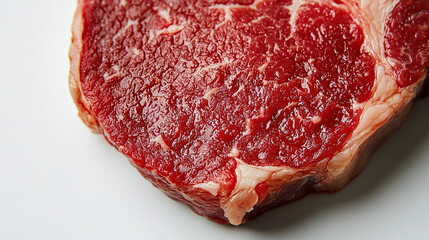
(79, 0, 375, 189)
(384, 0, 429, 87)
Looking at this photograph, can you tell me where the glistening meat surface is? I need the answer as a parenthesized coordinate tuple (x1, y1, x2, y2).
(69, 0, 429, 225)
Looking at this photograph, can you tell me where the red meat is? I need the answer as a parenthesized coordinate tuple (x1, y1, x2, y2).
(69, 0, 428, 225)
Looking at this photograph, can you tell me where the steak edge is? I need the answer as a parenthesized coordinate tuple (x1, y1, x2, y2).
(69, 0, 428, 225)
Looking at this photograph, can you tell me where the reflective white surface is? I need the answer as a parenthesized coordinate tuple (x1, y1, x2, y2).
(0, 1, 428, 239)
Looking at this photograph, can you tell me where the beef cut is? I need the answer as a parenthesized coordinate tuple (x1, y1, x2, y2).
(69, 0, 428, 225)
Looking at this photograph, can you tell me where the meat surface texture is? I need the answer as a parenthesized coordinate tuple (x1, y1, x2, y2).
(69, 0, 428, 225)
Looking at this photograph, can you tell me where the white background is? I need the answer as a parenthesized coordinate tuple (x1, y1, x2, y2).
(1, 1, 428, 239)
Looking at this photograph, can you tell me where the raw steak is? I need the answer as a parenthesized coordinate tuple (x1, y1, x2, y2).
(69, 0, 428, 225)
